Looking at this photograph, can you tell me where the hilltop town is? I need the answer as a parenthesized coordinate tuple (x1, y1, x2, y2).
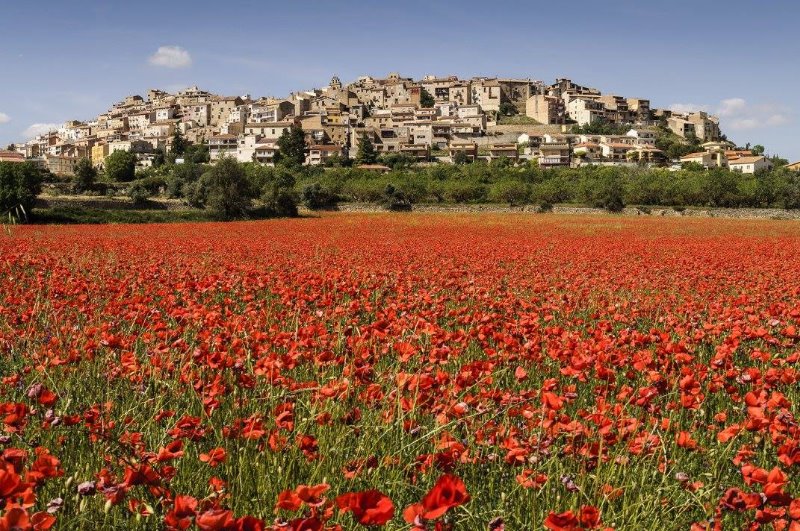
(0, 73, 784, 175)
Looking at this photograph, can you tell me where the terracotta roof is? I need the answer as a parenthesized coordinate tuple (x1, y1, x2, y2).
(0, 150, 25, 162)
(448, 142, 477, 148)
(309, 145, 342, 152)
(729, 156, 765, 165)
(209, 134, 237, 140)
(601, 143, 634, 149)
(680, 152, 708, 159)
(246, 122, 291, 128)
(540, 143, 570, 150)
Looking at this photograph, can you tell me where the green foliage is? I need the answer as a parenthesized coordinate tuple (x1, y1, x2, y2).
(33, 206, 214, 224)
(452, 151, 470, 165)
(152, 148, 166, 168)
(499, 102, 518, 117)
(594, 173, 625, 212)
(655, 127, 702, 160)
(419, 87, 435, 108)
(379, 152, 416, 169)
(153, 160, 800, 212)
(751, 144, 765, 156)
(681, 161, 705, 172)
(323, 152, 348, 168)
(199, 157, 254, 220)
(0, 161, 43, 221)
(770, 155, 790, 168)
(302, 182, 339, 210)
(383, 183, 412, 211)
(489, 179, 529, 206)
(165, 162, 207, 199)
(356, 134, 378, 165)
(72, 158, 97, 194)
(104, 150, 137, 182)
(571, 118, 629, 135)
(127, 175, 167, 204)
(441, 179, 488, 203)
(250, 164, 299, 217)
(171, 128, 188, 156)
(184, 144, 210, 164)
(276, 125, 306, 168)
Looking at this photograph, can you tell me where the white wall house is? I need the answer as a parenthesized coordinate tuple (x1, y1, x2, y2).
(728, 156, 771, 174)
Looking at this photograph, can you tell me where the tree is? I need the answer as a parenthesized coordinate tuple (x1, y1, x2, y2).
(586, 172, 625, 212)
(499, 102, 518, 117)
(200, 157, 253, 220)
(185, 144, 210, 164)
(383, 183, 412, 211)
(452, 151, 470, 165)
(302, 182, 338, 210)
(104, 150, 137, 182)
(276, 125, 306, 167)
(419, 88, 435, 108)
(0, 162, 43, 222)
(73, 158, 97, 193)
(751, 144, 765, 156)
(152, 149, 166, 168)
(356, 133, 378, 165)
(490, 179, 529, 206)
(681, 161, 705, 172)
(171, 128, 188, 156)
(261, 167, 298, 217)
(770, 155, 790, 168)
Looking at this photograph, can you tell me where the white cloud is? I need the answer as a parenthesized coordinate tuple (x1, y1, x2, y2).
(766, 114, 789, 126)
(718, 98, 747, 117)
(148, 46, 192, 69)
(22, 123, 59, 139)
(0, 112, 9, 124)
(729, 118, 759, 130)
(669, 98, 792, 131)
(668, 103, 707, 114)
(715, 98, 792, 130)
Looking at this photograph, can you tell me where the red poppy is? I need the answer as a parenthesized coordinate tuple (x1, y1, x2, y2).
(195, 509, 235, 531)
(336, 489, 394, 526)
(544, 510, 579, 530)
(199, 447, 227, 467)
(403, 474, 470, 523)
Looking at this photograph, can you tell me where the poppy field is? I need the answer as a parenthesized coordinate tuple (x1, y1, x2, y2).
(3, 213, 800, 530)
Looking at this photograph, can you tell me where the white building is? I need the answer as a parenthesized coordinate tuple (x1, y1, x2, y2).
(729, 156, 772, 174)
(566, 98, 606, 126)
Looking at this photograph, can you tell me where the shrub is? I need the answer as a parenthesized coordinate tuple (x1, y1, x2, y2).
(489, 179, 529, 206)
(302, 183, 339, 210)
(200, 158, 253, 220)
(261, 167, 298, 217)
(442, 180, 487, 203)
(383, 184, 412, 211)
(104, 150, 137, 182)
(127, 176, 166, 205)
(0, 161, 43, 221)
(72, 158, 97, 194)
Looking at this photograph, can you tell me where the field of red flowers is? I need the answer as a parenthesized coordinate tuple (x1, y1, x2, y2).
(2, 213, 800, 530)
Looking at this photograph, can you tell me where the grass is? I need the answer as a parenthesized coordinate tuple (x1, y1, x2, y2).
(495, 115, 541, 126)
(32, 207, 215, 224)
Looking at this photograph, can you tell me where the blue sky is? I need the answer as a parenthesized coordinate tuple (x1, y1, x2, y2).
(1, 0, 798, 160)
